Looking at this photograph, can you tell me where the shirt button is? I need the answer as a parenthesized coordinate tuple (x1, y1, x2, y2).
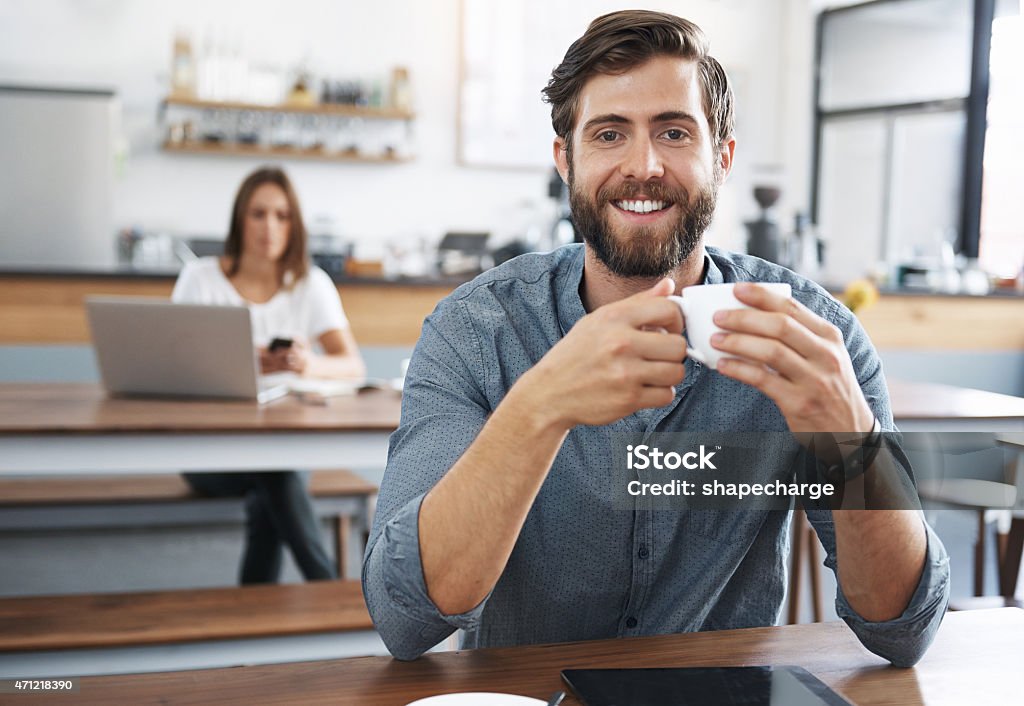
(625, 616, 638, 628)
(638, 545, 650, 559)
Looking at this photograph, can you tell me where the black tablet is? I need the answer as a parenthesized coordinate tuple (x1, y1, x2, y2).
(561, 666, 852, 706)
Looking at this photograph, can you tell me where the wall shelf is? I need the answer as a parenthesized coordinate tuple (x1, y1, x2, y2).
(160, 94, 415, 163)
(163, 95, 414, 121)
(161, 141, 412, 163)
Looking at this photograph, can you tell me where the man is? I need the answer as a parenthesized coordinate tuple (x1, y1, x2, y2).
(362, 10, 949, 664)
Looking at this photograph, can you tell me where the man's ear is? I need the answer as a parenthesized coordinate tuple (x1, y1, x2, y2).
(716, 136, 736, 183)
(553, 136, 570, 184)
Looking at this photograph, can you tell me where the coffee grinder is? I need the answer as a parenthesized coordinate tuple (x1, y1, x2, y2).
(745, 185, 783, 265)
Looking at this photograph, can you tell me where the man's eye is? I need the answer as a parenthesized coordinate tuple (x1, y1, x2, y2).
(598, 131, 620, 142)
(663, 129, 689, 141)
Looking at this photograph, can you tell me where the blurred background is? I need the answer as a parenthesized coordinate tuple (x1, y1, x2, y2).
(1, 0, 1022, 655)
(1, 0, 1018, 288)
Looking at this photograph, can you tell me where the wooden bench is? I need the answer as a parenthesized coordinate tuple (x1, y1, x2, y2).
(0, 470, 377, 579)
(0, 580, 373, 652)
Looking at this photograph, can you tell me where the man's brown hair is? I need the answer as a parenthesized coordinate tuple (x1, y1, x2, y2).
(223, 166, 309, 287)
(542, 10, 735, 150)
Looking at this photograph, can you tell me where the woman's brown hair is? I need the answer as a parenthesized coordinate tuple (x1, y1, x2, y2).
(223, 166, 309, 286)
(542, 10, 735, 152)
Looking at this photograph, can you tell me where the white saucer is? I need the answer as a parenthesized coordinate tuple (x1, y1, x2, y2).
(405, 693, 546, 706)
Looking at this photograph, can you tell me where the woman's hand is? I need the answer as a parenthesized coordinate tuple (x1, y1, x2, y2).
(277, 338, 310, 373)
(261, 330, 367, 379)
(259, 338, 310, 374)
(258, 346, 281, 374)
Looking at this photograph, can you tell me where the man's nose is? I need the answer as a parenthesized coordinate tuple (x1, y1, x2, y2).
(620, 135, 665, 182)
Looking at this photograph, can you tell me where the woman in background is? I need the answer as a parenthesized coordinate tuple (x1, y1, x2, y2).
(172, 166, 365, 583)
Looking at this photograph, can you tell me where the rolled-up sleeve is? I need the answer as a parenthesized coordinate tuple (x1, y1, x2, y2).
(831, 518, 950, 667)
(363, 493, 491, 660)
(361, 296, 492, 660)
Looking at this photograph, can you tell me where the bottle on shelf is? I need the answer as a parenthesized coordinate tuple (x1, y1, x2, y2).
(197, 30, 218, 100)
(170, 32, 196, 97)
(286, 70, 316, 107)
(390, 67, 412, 112)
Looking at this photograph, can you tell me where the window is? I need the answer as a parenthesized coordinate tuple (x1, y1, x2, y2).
(812, 0, 998, 284)
(979, 10, 1024, 277)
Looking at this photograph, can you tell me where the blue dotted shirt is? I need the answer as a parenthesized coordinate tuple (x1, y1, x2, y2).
(362, 243, 950, 663)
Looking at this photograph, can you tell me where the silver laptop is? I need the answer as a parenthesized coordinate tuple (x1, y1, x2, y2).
(86, 297, 289, 403)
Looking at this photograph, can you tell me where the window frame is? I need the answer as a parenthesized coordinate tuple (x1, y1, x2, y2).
(810, 0, 995, 260)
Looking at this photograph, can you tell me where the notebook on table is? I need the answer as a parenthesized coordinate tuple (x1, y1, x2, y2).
(86, 297, 289, 404)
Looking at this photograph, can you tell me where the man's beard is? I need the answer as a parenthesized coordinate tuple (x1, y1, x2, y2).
(568, 161, 720, 278)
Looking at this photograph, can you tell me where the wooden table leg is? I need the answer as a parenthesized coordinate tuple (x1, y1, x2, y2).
(788, 511, 805, 624)
(806, 524, 823, 622)
(334, 515, 351, 580)
(975, 510, 987, 596)
(999, 517, 1024, 599)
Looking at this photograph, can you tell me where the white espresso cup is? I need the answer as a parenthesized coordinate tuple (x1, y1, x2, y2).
(668, 282, 792, 370)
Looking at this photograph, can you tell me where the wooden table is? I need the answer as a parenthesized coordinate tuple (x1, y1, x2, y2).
(2, 379, 1020, 475)
(0, 384, 402, 475)
(35, 608, 1015, 705)
(889, 379, 1024, 432)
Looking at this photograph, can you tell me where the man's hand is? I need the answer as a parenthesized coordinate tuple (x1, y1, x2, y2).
(419, 277, 684, 616)
(710, 283, 926, 622)
(709, 282, 874, 436)
(519, 277, 687, 431)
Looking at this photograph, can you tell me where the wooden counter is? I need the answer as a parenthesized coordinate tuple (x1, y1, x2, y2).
(0, 275, 456, 346)
(853, 293, 1023, 351)
(0, 274, 1021, 349)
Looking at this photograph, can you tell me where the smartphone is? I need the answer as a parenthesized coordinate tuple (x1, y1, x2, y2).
(269, 337, 294, 352)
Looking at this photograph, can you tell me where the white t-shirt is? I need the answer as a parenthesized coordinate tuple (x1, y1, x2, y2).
(171, 257, 349, 349)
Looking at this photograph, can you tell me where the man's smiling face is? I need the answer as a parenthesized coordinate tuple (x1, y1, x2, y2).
(554, 55, 734, 278)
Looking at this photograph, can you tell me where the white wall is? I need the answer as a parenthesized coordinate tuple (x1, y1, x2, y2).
(0, 0, 808, 259)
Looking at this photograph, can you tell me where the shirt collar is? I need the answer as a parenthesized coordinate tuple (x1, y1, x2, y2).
(701, 247, 724, 285)
(556, 244, 587, 336)
(555, 244, 720, 336)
